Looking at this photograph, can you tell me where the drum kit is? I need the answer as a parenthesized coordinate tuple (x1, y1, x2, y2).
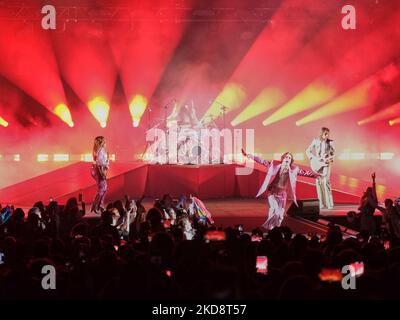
(142, 99, 228, 165)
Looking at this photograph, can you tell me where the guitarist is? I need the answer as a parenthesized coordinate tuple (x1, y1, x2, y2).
(306, 127, 335, 209)
(90, 136, 110, 214)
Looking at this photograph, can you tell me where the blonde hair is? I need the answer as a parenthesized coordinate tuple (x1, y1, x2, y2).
(93, 136, 106, 159)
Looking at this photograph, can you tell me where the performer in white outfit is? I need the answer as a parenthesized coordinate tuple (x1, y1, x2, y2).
(306, 127, 335, 209)
(242, 149, 319, 230)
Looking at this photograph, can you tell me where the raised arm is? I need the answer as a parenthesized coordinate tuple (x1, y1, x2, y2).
(375, 205, 386, 214)
(371, 172, 378, 204)
(242, 149, 269, 167)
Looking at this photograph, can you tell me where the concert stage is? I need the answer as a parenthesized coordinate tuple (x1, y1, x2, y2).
(0, 161, 361, 207)
(50, 198, 354, 236)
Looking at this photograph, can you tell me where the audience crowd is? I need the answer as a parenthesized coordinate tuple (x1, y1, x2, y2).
(0, 192, 400, 300)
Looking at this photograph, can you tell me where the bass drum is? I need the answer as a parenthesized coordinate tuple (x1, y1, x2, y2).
(187, 143, 221, 165)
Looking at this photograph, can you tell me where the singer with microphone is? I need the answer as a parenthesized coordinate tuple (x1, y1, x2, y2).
(306, 127, 335, 209)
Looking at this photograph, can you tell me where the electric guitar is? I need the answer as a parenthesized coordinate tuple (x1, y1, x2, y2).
(310, 154, 334, 173)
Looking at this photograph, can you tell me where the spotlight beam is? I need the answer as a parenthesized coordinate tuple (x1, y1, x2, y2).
(296, 63, 399, 126)
(201, 83, 246, 124)
(358, 102, 400, 125)
(389, 116, 400, 126)
(296, 80, 370, 126)
(231, 87, 286, 126)
(0, 19, 73, 127)
(263, 81, 336, 126)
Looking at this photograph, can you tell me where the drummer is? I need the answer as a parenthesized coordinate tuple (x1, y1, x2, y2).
(166, 100, 200, 129)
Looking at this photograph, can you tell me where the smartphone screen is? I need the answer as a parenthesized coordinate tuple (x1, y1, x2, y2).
(163, 220, 171, 229)
(256, 256, 268, 274)
(384, 240, 390, 250)
(204, 231, 226, 242)
(251, 235, 262, 242)
(318, 268, 342, 282)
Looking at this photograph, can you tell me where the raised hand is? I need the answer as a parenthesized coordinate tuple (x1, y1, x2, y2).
(372, 172, 376, 181)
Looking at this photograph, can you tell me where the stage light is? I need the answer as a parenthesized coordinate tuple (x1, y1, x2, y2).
(358, 102, 400, 126)
(350, 153, 365, 160)
(37, 154, 49, 162)
(379, 152, 394, 160)
(273, 153, 282, 160)
(376, 184, 386, 198)
(13, 154, 20, 162)
(53, 154, 69, 162)
(80, 153, 93, 162)
(338, 152, 365, 160)
(297, 63, 400, 126)
(109, 154, 116, 162)
(339, 175, 348, 185)
(53, 103, 74, 127)
(201, 83, 246, 124)
(338, 152, 351, 160)
(231, 87, 285, 126)
(263, 81, 336, 126)
(388, 116, 400, 126)
(296, 79, 371, 126)
(129, 94, 148, 127)
(348, 177, 359, 189)
(294, 153, 304, 161)
(88, 97, 110, 128)
(0, 116, 9, 127)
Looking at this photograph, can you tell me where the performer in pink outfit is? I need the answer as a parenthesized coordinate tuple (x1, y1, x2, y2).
(242, 149, 319, 230)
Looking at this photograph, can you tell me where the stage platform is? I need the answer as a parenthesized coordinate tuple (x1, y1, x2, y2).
(0, 161, 361, 207)
(75, 198, 358, 236)
(11, 198, 363, 236)
(0, 161, 369, 234)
